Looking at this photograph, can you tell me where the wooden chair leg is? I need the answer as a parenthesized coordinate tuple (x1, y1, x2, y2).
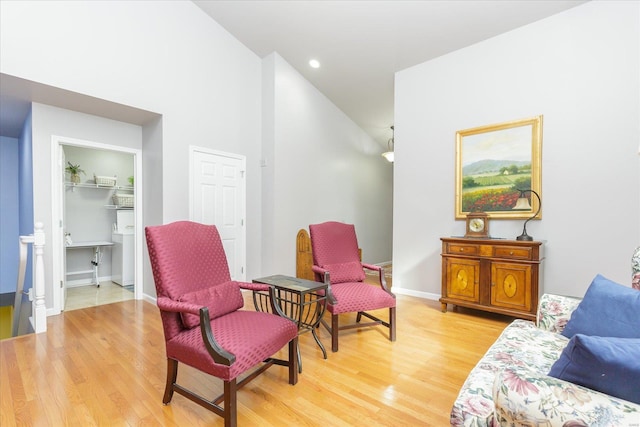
(389, 307, 397, 342)
(289, 337, 299, 384)
(223, 379, 237, 427)
(163, 358, 178, 404)
(331, 314, 339, 352)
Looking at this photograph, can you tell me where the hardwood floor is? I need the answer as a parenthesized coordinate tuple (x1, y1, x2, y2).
(0, 291, 511, 426)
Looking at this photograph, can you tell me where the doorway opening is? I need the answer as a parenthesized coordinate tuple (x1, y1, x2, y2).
(51, 136, 143, 313)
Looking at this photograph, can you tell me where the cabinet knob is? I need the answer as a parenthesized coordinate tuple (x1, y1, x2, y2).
(510, 251, 514, 255)
(459, 248, 464, 252)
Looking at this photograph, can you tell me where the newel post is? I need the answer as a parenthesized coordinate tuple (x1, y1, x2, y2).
(32, 222, 47, 334)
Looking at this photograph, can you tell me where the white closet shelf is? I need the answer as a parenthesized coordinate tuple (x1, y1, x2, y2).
(65, 182, 134, 191)
(105, 205, 134, 210)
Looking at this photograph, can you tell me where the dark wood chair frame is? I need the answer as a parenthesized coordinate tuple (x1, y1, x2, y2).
(161, 289, 298, 427)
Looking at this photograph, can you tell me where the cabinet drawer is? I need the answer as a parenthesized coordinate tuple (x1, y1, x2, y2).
(494, 246, 532, 260)
(446, 243, 479, 256)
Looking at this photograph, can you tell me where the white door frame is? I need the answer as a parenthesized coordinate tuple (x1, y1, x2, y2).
(50, 136, 143, 314)
(189, 145, 246, 280)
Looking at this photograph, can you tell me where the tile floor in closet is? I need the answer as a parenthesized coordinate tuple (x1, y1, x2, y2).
(65, 281, 134, 311)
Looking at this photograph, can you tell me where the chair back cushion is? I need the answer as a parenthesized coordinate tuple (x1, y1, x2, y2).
(309, 222, 365, 283)
(178, 281, 244, 328)
(146, 221, 239, 335)
(323, 261, 366, 283)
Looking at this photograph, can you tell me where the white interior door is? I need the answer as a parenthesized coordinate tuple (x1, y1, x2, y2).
(190, 147, 246, 281)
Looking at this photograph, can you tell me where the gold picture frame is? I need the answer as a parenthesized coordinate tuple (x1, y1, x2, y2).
(455, 116, 542, 219)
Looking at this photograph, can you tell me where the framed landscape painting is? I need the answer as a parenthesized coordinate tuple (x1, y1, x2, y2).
(455, 116, 542, 219)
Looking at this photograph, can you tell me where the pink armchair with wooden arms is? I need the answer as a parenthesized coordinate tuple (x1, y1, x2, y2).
(145, 221, 298, 427)
(309, 221, 396, 352)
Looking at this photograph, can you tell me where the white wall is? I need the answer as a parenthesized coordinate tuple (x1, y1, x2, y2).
(1, 1, 393, 310)
(262, 53, 393, 275)
(0, 1, 262, 304)
(394, 1, 640, 299)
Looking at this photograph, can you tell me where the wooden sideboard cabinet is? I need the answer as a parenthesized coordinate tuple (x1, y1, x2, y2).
(440, 237, 544, 321)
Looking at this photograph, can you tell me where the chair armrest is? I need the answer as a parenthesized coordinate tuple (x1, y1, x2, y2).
(493, 368, 640, 426)
(362, 263, 380, 271)
(240, 281, 289, 316)
(199, 307, 236, 366)
(157, 296, 236, 366)
(156, 296, 200, 316)
(311, 265, 326, 276)
(311, 265, 337, 304)
(246, 284, 300, 320)
(362, 263, 393, 294)
(238, 281, 270, 292)
(536, 293, 582, 333)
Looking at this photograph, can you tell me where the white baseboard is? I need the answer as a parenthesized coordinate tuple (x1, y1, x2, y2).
(142, 293, 156, 305)
(65, 276, 112, 288)
(392, 287, 441, 301)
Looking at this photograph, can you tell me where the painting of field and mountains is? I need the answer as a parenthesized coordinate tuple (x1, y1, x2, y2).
(455, 116, 542, 219)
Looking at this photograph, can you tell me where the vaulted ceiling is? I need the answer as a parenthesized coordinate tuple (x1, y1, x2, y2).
(1, 1, 586, 142)
(194, 0, 586, 146)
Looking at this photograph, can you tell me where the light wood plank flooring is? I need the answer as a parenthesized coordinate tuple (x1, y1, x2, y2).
(0, 291, 511, 426)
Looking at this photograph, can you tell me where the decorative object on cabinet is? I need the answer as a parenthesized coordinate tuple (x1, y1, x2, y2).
(455, 115, 542, 219)
(381, 125, 394, 162)
(464, 211, 490, 238)
(512, 189, 541, 241)
(65, 161, 85, 184)
(440, 237, 544, 320)
(94, 174, 117, 187)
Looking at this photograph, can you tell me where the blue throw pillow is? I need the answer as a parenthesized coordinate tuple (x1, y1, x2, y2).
(561, 274, 640, 339)
(549, 334, 640, 404)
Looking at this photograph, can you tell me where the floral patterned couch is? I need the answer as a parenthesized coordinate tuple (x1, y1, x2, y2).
(450, 293, 640, 427)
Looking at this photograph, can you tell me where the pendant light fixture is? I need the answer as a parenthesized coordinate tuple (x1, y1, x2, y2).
(382, 126, 394, 162)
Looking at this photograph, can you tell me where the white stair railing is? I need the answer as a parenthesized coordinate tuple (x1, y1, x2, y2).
(12, 222, 47, 336)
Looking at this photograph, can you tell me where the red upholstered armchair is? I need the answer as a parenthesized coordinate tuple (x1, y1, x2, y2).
(145, 221, 298, 427)
(309, 221, 396, 352)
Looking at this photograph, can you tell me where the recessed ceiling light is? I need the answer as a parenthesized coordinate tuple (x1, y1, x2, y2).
(309, 59, 320, 69)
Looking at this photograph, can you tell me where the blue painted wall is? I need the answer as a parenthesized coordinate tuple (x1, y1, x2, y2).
(19, 109, 34, 292)
(0, 135, 19, 294)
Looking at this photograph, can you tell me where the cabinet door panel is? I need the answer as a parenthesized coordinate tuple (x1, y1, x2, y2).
(491, 262, 531, 311)
(446, 258, 480, 302)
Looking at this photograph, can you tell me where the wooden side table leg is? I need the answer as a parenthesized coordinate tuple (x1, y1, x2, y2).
(441, 302, 447, 313)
